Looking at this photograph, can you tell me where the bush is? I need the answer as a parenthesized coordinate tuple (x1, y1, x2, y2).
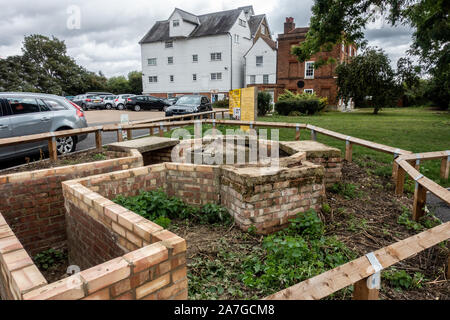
(257, 91, 272, 116)
(213, 99, 229, 109)
(275, 90, 326, 115)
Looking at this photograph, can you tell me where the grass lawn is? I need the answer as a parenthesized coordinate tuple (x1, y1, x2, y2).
(164, 106, 450, 188)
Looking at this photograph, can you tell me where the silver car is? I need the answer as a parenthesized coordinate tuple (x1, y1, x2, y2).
(72, 94, 105, 110)
(0, 92, 88, 161)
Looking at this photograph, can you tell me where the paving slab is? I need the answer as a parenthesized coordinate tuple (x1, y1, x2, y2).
(107, 136, 179, 154)
(280, 140, 341, 158)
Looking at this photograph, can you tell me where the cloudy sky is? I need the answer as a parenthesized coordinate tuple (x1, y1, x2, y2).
(0, 0, 414, 78)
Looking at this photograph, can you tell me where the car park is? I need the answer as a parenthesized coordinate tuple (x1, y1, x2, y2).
(125, 95, 170, 112)
(114, 94, 135, 110)
(165, 95, 212, 116)
(72, 94, 105, 110)
(0, 92, 88, 160)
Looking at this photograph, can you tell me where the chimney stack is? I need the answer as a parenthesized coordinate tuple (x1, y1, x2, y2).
(284, 17, 295, 34)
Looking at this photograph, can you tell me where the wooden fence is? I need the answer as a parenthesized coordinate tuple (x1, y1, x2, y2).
(0, 115, 448, 300)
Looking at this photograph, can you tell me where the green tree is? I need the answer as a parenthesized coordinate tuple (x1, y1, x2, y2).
(106, 76, 131, 94)
(128, 71, 143, 95)
(257, 91, 272, 116)
(335, 48, 400, 114)
(292, 0, 449, 109)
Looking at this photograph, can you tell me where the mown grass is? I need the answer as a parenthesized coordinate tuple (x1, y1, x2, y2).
(164, 106, 450, 187)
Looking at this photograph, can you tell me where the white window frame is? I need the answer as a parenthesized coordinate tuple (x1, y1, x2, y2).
(210, 52, 222, 61)
(211, 73, 222, 81)
(147, 58, 157, 66)
(341, 43, 345, 52)
(234, 34, 239, 44)
(256, 56, 263, 67)
(304, 89, 314, 94)
(173, 20, 180, 27)
(192, 74, 197, 81)
(305, 61, 315, 79)
(192, 54, 198, 63)
(250, 75, 256, 84)
(261, 25, 266, 35)
(148, 76, 158, 83)
(263, 74, 269, 84)
(165, 41, 173, 48)
(169, 75, 174, 83)
(239, 19, 246, 27)
(167, 56, 174, 65)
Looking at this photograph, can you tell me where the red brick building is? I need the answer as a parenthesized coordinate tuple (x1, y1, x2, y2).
(276, 17, 357, 105)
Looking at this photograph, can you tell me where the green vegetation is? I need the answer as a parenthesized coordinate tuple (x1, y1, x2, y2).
(113, 189, 232, 228)
(275, 90, 327, 116)
(92, 153, 107, 161)
(329, 182, 361, 199)
(212, 99, 229, 109)
(240, 210, 355, 296)
(33, 248, 67, 271)
(397, 206, 441, 232)
(382, 268, 426, 290)
(257, 91, 272, 116)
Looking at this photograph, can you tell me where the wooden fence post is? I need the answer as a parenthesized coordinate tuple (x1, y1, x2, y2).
(412, 181, 427, 222)
(159, 123, 164, 137)
(117, 128, 124, 142)
(295, 125, 300, 141)
(353, 277, 379, 300)
(345, 139, 353, 162)
(95, 129, 102, 152)
(440, 154, 449, 180)
(221, 111, 224, 119)
(395, 166, 406, 195)
(48, 136, 58, 161)
(126, 129, 132, 140)
(150, 127, 154, 136)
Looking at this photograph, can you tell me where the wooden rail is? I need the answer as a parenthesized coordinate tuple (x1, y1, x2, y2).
(264, 221, 450, 300)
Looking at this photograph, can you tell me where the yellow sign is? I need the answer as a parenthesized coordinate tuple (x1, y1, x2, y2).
(240, 87, 257, 131)
(229, 89, 241, 115)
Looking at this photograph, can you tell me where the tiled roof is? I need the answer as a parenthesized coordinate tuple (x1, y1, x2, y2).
(140, 8, 248, 44)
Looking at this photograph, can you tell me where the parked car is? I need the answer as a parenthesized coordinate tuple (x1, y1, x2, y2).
(114, 94, 135, 110)
(86, 92, 114, 96)
(0, 92, 88, 160)
(125, 95, 170, 112)
(72, 94, 105, 110)
(65, 96, 75, 101)
(165, 97, 179, 105)
(165, 95, 212, 116)
(100, 95, 117, 110)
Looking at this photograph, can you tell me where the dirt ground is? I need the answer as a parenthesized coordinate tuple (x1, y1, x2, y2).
(170, 161, 449, 300)
(0, 149, 107, 175)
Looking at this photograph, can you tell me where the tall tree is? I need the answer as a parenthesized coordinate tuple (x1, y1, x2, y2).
(292, 0, 449, 109)
(335, 48, 400, 114)
(128, 71, 143, 95)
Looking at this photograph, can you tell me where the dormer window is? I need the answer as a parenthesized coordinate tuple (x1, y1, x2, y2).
(173, 20, 180, 27)
(239, 19, 246, 27)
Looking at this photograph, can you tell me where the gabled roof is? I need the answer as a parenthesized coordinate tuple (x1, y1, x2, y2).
(244, 36, 277, 57)
(248, 14, 265, 37)
(172, 8, 199, 25)
(140, 8, 245, 44)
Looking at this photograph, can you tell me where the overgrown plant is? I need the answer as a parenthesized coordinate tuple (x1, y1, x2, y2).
(33, 248, 67, 271)
(240, 210, 355, 295)
(113, 189, 232, 227)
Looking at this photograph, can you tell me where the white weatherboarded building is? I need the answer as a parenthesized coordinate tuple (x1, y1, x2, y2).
(139, 6, 272, 102)
(244, 36, 277, 87)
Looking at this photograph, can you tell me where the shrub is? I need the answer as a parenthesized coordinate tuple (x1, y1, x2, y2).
(34, 248, 67, 270)
(257, 91, 272, 116)
(213, 99, 229, 109)
(275, 90, 326, 115)
(382, 268, 426, 290)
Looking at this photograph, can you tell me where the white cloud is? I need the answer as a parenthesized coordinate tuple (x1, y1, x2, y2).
(0, 0, 414, 77)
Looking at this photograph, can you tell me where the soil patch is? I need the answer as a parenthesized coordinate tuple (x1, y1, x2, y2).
(0, 150, 108, 175)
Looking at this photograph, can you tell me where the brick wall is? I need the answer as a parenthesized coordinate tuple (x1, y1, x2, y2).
(220, 162, 325, 234)
(0, 212, 47, 300)
(165, 163, 221, 206)
(0, 149, 143, 256)
(143, 146, 175, 165)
